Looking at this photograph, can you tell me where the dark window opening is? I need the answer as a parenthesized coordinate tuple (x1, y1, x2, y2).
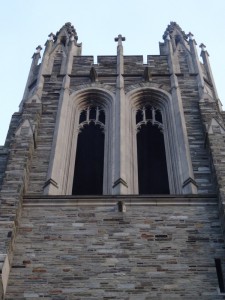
(215, 258, 225, 293)
(89, 107, 96, 120)
(137, 122, 169, 194)
(72, 123, 104, 195)
(145, 106, 152, 120)
(136, 110, 143, 124)
(155, 109, 162, 123)
(98, 110, 105, 124)
(79, 111, 86, 123)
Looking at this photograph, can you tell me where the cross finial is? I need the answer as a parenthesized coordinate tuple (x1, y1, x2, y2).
(48, 33, 55, 41)
(35, 45, 42, 53)
(114, 34, 126, 46)
(32, 45, 42, 59)
(200, 43, 206, 51)
(187, 32, 194, 40)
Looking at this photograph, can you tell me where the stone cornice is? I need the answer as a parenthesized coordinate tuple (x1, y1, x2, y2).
(23, 194, 217, 207)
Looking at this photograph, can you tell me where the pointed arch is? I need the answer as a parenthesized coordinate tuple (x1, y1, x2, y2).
(126, 86, 188, 194)
(44, 84, 115, 195)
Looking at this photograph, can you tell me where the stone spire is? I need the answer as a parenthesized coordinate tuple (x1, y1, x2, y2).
(163, 21, 188, 41)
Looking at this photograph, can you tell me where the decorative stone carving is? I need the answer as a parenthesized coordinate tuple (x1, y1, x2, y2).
(207, 118, 225, 134)
(25, 94, 42, 104)
(15, 119, 34, 137)
(90, 66, 98, 82)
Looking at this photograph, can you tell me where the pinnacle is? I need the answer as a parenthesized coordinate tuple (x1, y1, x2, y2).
(55, 22, 78, 41)
(163, 21, 188, 41)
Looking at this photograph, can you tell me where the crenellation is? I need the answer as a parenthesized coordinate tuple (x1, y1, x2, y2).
(147, 55, 170, 74)
(96, 56, 117, 75)
(71, 56, 94, 75)
(124, 56, 144, 75)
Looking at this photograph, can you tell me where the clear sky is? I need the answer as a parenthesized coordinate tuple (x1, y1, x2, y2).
(0, 0, 225, 144)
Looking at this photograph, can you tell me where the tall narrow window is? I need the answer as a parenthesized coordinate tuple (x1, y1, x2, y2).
(136, 106, 169, 194)
(72, 106, 105, 195)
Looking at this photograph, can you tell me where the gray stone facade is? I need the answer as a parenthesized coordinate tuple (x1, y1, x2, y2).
(1, 22, 225, 298)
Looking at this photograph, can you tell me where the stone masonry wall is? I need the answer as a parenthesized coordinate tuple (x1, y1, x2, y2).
(179, 76, 215, 193)
(5, 196, 225, 299)
(1, 23, 225, 300)
(21, 39, 217, 196)
(199, 99, 225, 234)
(0, 147, 8, 190)
(27, 76, 63, 194)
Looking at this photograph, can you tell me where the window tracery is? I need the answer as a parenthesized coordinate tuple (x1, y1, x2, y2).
(78, 106, 105, 132)
(136, 106, 163, 133)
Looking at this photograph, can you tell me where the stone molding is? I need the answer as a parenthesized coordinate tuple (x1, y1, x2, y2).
(44, 85, 115, 195)
(126, 86, 195, 194)
(23, 194, 218, 207)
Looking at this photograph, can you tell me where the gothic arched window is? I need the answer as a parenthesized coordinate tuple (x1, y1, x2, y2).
(72, 106, 105, 195)
(136, 106, 169, 194)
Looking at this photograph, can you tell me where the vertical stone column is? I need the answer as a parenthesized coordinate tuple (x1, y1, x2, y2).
(112, 35, 128, 194)
(165, 33, 197, 194)
(44, 75, 71, 194)
(199, 43, 222, 109)
(187, 33, 205, 98)
(44, 35, 81, 195)
(19, 46, 42, 109)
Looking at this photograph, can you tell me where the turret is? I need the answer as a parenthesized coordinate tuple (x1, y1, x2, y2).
(19, 23, 81, 111)
(19, 45, 42, 110)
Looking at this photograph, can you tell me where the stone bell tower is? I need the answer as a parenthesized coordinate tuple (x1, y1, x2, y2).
(1, 22, 225, 298)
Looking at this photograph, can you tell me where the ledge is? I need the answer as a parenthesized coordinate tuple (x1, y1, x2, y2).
(23, 194, 218, 207)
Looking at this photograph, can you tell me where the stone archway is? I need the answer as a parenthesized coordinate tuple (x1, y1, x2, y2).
(126, 85, 196, 195)
(44, 85, 115, 195)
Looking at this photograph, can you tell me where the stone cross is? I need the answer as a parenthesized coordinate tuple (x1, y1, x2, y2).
(35, 45, 42, 53)
(114, 34, 125, 46)
(199, 43, 206, 51)
(48, 33, 55, 41)
(187, 32, 194, 40)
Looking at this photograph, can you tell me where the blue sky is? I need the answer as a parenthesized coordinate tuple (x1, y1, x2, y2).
(0, 0, 225, 144)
